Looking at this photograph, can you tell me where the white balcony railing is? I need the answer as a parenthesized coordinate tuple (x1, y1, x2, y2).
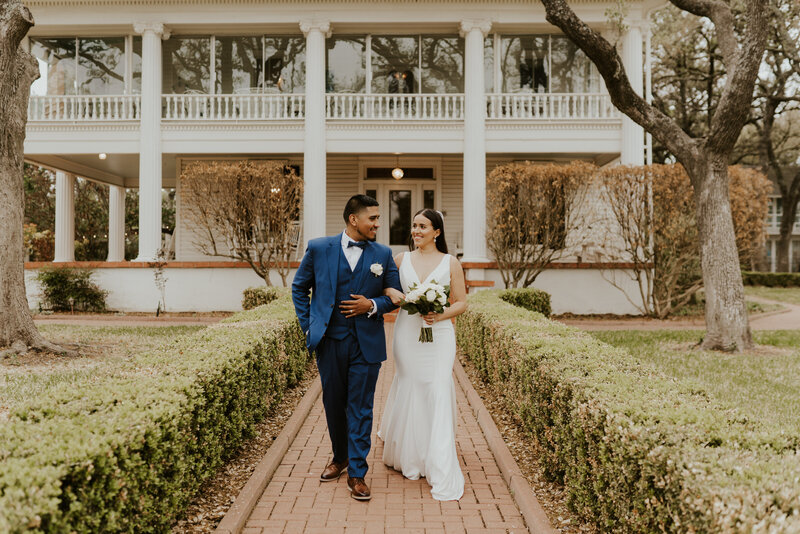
(327, 93, 465, 120)
(162, 94, 306, 120)
(486, 93, 618, 120)
(28, 95, 141, 121)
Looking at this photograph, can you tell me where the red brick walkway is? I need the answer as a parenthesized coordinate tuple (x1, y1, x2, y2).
(242, 326, 528, 533)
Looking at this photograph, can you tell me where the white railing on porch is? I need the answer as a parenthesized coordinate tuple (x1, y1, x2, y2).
(326, 93, 465, 120)
(162, 94, 306, 120)
(28, 95, 141, 121)
(486, 93, 618, 120)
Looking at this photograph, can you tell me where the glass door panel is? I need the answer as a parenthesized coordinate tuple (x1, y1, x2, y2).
(389, 190, 412, 246)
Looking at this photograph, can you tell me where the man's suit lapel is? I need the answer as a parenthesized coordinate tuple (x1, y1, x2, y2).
(354, 241, 376, 291)
(326, 235, 340, 292)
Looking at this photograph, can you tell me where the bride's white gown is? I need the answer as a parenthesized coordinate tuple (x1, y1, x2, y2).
(378, 253, 464, 501)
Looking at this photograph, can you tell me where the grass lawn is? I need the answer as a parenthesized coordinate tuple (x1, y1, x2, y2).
(0, 325, 203, 419)
(591, 329, 800, 437)
(745, 286, 800, 306)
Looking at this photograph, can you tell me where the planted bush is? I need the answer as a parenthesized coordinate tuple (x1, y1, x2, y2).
(456, 290, 800, 532)
(35, 266, 107, 312)
(0, 296, 309, 533)
(742, 271, 800, 287)
(242, 285, 286, 310)
(499, 287, 551, 317)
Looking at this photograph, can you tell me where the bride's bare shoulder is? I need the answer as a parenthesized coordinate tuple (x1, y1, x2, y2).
(393, 252, 405, 265)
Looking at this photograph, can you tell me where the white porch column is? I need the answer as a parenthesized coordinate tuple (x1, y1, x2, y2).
(107, 185, 126, 262)
(54, 171, 75, 262)
(301, 20, 330, 246)
(134, 22, 170, 261)
(620, 24, 645, 166)
(460, 19, 492, 264)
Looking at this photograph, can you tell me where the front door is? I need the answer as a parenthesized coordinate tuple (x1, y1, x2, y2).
(364, 183, 436, 254)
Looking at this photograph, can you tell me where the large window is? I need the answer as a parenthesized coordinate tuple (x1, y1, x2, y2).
(31, 37, 130, 95)
(496, 34, 600, 93)
(162, 37, 212, 94)
(215, 36, 262, 94)
(326, 37, 366, 93)
(163, 35, 305, 94)
(327, 35, 463, 94)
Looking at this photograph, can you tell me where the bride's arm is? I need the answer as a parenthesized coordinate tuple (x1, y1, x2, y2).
(423, 256, 468, 324)
(383, 253, 405, 305)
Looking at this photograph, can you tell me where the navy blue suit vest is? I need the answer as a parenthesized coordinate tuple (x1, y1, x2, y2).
(326, 246, 364, 339)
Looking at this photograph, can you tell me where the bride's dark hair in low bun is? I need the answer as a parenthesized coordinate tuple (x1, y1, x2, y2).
(409, 209, 448, 254)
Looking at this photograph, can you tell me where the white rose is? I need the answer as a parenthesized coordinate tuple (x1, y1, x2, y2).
(425, 289, 437, 302)
(370, 263, 383, 277)
(438, 295, 447, 305)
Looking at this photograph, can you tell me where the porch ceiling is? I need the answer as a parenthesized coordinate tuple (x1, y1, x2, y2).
(25, 154, 177, 188)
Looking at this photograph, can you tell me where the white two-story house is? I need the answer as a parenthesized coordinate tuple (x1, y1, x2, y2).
(22, 0, 662, 314)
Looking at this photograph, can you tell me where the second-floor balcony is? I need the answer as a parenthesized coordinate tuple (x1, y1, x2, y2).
(27, 92, 617, 122)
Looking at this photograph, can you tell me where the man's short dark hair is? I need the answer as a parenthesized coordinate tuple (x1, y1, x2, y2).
(343, 194, 379, 223)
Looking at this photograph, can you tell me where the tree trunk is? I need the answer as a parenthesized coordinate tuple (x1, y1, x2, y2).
(688, 154, 753, 350)
(1, 1, 72, 354)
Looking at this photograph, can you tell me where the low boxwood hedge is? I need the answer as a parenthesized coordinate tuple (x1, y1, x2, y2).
(241, 285, 285, 310)
(0, 296, 309, 533)
(742, 271, 800, 287)
(456, 290, 799, 533)
(499, 287, 551, 317)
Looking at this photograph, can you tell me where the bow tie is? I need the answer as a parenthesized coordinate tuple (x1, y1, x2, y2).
(347, 240, 367, 249)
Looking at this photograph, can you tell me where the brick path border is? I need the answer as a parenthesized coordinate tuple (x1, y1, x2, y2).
(453, 360, 555, 534)
(215, 379, 323, 534)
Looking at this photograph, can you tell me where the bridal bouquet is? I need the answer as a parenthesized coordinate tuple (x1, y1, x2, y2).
(400, 280, 450, 343)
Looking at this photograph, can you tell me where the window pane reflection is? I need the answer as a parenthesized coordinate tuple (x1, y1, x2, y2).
(327, 37, 366, 93)
(421, 36, 463, 93)
(131, 36, 142, 94)
(77, 37, 125, 95)
(501, 36, 549, 93)
(163, 37, 212, 94)
(550, 36, 599, 93)
(484, 36, 494, 93)
(30, 38, 76, 95)
(372, 37, 418, 93)
(215, 36, 262, 94)
(389, 190, 412, 245)
(263, 37, 306, 93)
(424, 190, 435, 210)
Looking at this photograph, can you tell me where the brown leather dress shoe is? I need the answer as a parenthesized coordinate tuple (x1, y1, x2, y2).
(320, 460, 348, 482)
(347, 476, 371, 501)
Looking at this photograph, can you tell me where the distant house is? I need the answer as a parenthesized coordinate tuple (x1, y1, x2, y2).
(22, 0, 663, 314)
(765, 167, 800, 272)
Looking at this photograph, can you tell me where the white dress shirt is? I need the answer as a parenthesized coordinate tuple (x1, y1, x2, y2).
(340, 231, 378, 316)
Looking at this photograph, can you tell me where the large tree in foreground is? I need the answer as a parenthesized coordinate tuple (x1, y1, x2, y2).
(541, 0, 769, 351)
(0, 0, 71, 354)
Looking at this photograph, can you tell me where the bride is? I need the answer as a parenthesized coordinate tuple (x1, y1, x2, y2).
(378, 208, 468, 501)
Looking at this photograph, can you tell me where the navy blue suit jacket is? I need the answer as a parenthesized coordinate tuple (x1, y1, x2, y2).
(291, 234, 402, 363)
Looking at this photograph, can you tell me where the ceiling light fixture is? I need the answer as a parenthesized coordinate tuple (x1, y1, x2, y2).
(392, 154, 404, 180)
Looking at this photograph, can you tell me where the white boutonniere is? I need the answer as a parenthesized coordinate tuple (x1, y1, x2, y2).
(370, 263, 384, 277)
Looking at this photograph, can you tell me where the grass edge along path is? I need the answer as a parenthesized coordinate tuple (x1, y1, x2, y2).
(456, 290, 800, 533)
(0, 294, 310, 533)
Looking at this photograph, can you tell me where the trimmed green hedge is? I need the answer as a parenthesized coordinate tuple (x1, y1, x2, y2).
(35, 266, 108, 312)
(742, 271, 800, 287)
(0, 296, 309, 533)
(241, 285, 286, 310)
(499, 287, 551, 317)
(456, 290, 799, 533)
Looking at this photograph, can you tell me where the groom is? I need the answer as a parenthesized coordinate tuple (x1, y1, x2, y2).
(291, 194, 401, 501)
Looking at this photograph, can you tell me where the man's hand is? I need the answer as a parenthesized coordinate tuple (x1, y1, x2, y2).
(340, 294, 374, 318)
